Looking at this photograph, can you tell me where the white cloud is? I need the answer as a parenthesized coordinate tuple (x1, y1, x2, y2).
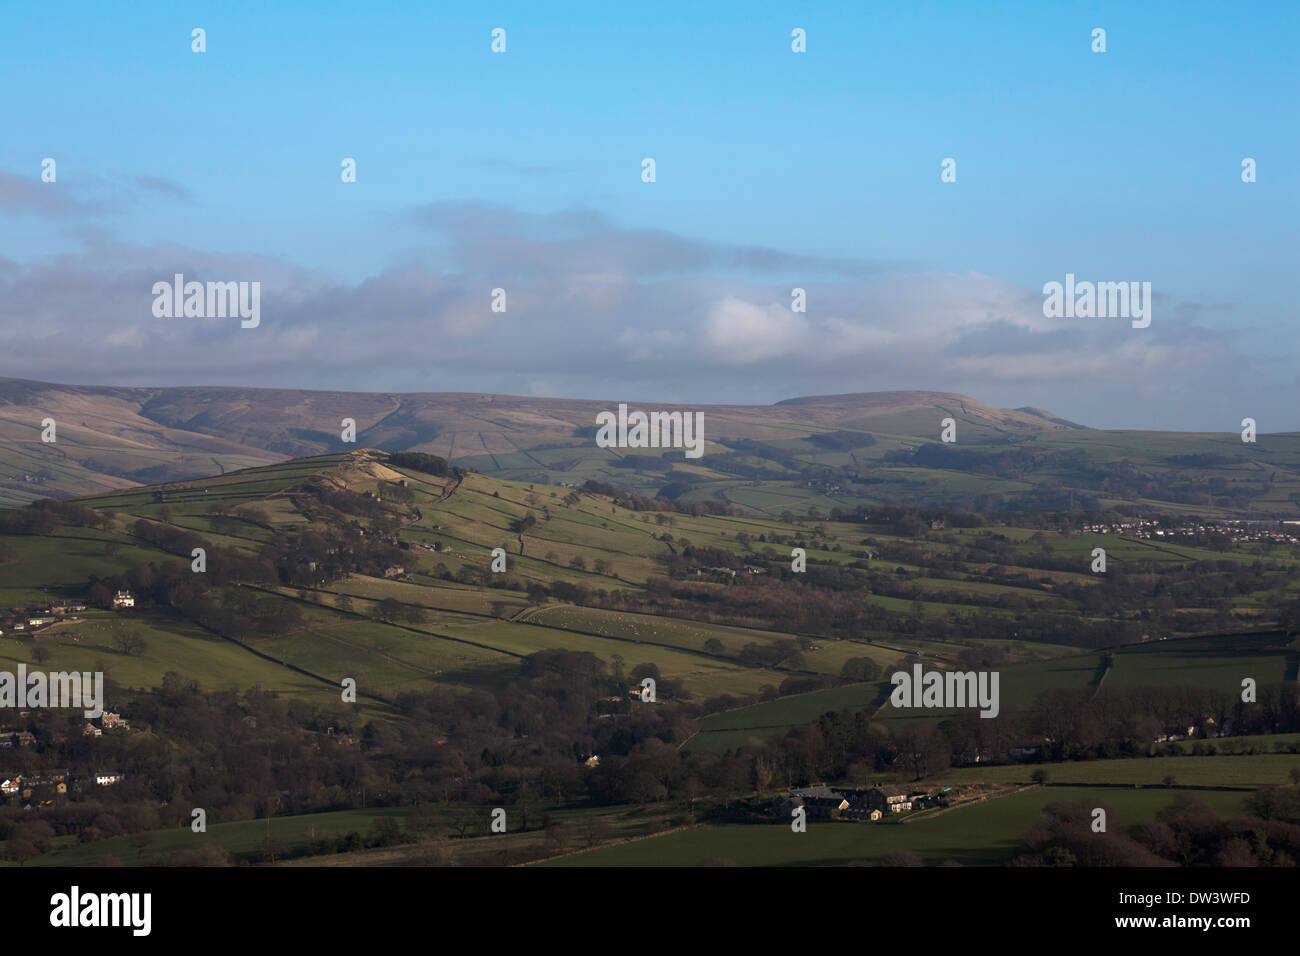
(702, 297, 811, 363)
(0, 199, 1266, 428)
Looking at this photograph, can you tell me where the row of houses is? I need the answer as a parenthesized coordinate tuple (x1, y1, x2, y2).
(780, 784, 946, 822)
(1080, 519, 1300, 545)
(0, 769, 124, 799)
(46, 603, 89, 615)
(2, 595, 123, 635)
(968, 718, 1230, 763)
(0, 712, 132, 748)
(1, 613, 72, 635)
(80, 712, 133, 739)
(678, 565, 769, 581)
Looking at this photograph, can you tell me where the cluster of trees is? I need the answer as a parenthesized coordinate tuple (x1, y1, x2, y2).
(807, 430, 877, 451)
(655, 679, 1300, 793)
(0, 677, 367, 862)
(1009, 793, 1300, 866)
(296, 483, 394, 520)
(735, 638, 807, 669)
(0, 498, 112, 535)
(108, 493, 1187, 673)
(829, 503, 986, 532)
(177, 587, 306, 641)
(83, 519, 407, 642)
(868, 445, 1266, 511)
(374, 598, 426, 625)
(817, 679, 1300, 780)
(1010, 682, 1300, 760)
(665, 544, 745, 576)
(131, 516, 209, 557)
(883, 443, 1047, 480)
(386, 452, 461, 478)
(0, 642, 906, 864)
(722, 438, 805, 470)
(378, 481, 416, 502)
(85, 554, 305, 642)
(598, 570, 1130, 652)
(0, 648, 682, 861)
(261, 526, 405, 588)
(579, 480, 740, 517)
(4, 631, 1297, 865)
(603, 502, 1297, 645)
(696, 453, 793, 482)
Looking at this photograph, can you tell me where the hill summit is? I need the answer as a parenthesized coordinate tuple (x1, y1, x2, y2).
(1, 378, 1079, 505)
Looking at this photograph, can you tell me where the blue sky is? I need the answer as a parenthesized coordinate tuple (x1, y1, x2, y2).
(1, 1, 1296, 430)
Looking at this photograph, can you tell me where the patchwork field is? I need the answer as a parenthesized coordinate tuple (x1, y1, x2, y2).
(540, 785, 1253, 867)
(2, 446, 1298, 870)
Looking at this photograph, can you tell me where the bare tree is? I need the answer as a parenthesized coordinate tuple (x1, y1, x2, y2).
(112, 629, 147, 656)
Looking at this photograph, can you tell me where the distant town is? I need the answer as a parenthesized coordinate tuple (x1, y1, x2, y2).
(1081, 518, 1300, 545)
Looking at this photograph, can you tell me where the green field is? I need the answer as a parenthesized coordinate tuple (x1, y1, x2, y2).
(685, 681, 891, 753)
(3, 447, 1300, 869)
(0, 610, 332, 700)
(5, 449, 1296, 733)
(540, 786, 1252, 867)
(944, 752, 1300, 788)
(27, 807, 410, 867)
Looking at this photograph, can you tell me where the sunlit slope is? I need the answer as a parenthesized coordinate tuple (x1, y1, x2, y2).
(3, 450, 1296, 730)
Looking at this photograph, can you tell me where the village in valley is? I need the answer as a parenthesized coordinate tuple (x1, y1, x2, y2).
(778, 783, 951, 822)
(0, 590, 138, 806)
(1080, 518, 1300, 546)
(0, 437, 1297, 869)
(0, 699, 132, 807)
(0, 590, 134, 638)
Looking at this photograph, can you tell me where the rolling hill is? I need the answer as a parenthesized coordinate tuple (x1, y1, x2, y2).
(5, 378, 1300, 520)
(2, 447, 1297, 707)
(2, 448, 1298, 868)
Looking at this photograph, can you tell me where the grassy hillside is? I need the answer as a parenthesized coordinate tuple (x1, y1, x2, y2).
(7, 378, 1300, 518)
(540, 785, 1255, 867)
(3, 448, 1299, 869)
(3, 449, 1297, 710)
